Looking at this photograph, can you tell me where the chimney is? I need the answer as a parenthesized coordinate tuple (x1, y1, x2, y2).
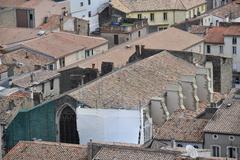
(140, 45, 145, 55)
(92, 63, 95, 69)
(59, 16, 64, 31)
(25, 51, 29, 58)
(30, 73, 35, 82)
(180, 75, 199, 111)
(166, 83, 185, 114)
(149, 97, 169, 126)
(135, 45, 140, 56)
(196, 67, 213, 103)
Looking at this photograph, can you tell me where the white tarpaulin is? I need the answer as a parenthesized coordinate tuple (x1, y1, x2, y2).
(76, 107, 142, 144)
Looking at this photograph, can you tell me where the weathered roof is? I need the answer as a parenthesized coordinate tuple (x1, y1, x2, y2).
(204, 27, 227, 44)
(204, 91, 240, 135)
(93, 147, 179, 160)
(154, 117, 208, 143)
(2, 49, 55, 75)
(69, 51, 197, 108)
(3, 141, 88, 160)
(0, 64, 8, 74)
(0, 27, 40, 46)
(111, 0, 206, 13)
(190, 25, 208, 34)
(0, 0, 63, 9)
(22, 32, 107, 59)
(12, 70, 60, 88)
(224, 25, 240, 36)
(61, 27, 203, 71)
(206, 1, 240, 19)
(0, 89, 31, 125)
(39, 15, 78, 31)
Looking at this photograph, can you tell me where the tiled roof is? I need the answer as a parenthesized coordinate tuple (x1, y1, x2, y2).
(224, 25, 240, 36)
(190, 25, 208, 34)
(206, 1, 240, 19)
(204, 90, 240, 135)
(0, 0, 62, 9)
(0, 27, 40, 46)
(69, 51, 197, 108)
(39, 15, 76, 31)
(154, 117, 208, 143)
(3, 141, 88, 160)
(111, 0, 206, 13)
(22, 32, 107, 59)
(12, 70, 60, 89)
(0, 89, 31, 125)
(2, 49, 55, 75)
(93, 147, 179, 160)
(204, 27, 227, 44)
(0, 64, 8, 73)
(60, 27, 203, 71)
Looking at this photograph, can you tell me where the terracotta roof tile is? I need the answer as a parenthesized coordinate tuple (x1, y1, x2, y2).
(69, 51, 197, 108)
(204, 27, 227, 44)
(60, 27, 203, 71)
(93, 147, 179, 160)
(3, 141, 88, 160)
(224, 25, 240, 36)
(22, 32, 107, 59)
(111, 0, 206, 13)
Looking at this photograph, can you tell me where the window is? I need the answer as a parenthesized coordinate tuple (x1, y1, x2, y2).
(233, 37, 237, 44)
(233, 46, 237, 54)
(219, 46, 223, 54)
(189, 11, 191, 18)
(212, 146, 220, 157)
(88, 0, 91, 5)
(150, 13, 154, 21)
(85, 50, 90, 58)
(207, 45, 211, 53)
(88, 11, 91, 17)
(227, 146, 237, 158)
(29, 14, 33, 20)
(137, 14, 142, 19)
(80, 2, 83, 6)
(194, 145, 199, 149)
(50, 79, 54, 90)
(177, 144, 183, 147)
(59, 57, 65, 68)
(229, 136, 235, 141)
(212, 134, 218, 140)
(163, 12, 168, 21)
(42, 83, 44, 93)
(114, 35, 119, 45)
(49, 64, 54, 70)
(138, 30, 141, 38)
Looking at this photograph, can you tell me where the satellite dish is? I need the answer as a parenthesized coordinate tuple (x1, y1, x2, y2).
(186, 145, 198, 158)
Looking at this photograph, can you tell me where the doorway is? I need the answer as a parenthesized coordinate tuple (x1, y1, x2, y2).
(59, 106, 79, 144)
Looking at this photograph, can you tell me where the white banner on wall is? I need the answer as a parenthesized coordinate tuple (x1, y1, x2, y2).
(76, 107, 142, 144)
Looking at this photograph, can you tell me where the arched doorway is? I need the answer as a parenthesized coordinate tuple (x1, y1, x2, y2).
(59, 106, 79, 144)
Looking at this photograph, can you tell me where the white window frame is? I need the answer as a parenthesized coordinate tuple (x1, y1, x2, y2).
(211, 145, 221, 157)
(227, 146, 238, 158)
(229, 136, 235, 141)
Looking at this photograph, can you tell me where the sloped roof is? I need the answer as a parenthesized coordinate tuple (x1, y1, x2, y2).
(69, 51, 197, 108)
(12, 70, 60, 88)
(22, 32, 107, 59)
(0, 27, 40, 46)
(224, 25, 240, 36)
(60, 27, 203, 72)
(154, 117, 208, 143)
(204, 27, 227, 44)
(204, 92, 240, 135)
(111, 0, 206, 13)
(206, 1, 240, 19)
(3, 141, 88, 160)
(93, 147, 179, 160)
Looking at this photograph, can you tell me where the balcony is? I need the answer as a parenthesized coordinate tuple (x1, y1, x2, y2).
(100, 18, 148, 34)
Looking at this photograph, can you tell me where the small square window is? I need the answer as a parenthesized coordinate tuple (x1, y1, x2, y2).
(80, 2, 83, 6)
